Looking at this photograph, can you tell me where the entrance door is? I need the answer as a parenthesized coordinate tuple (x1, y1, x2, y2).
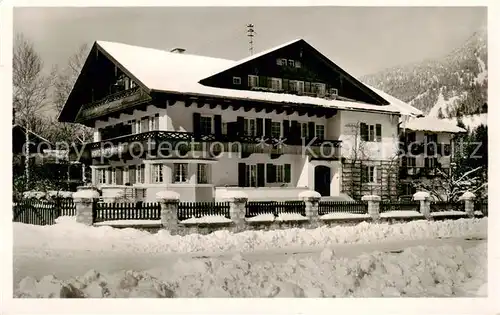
(314, 166, 331, 197)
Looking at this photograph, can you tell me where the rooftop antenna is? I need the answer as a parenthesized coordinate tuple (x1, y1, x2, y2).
(246, 24, 255, 55)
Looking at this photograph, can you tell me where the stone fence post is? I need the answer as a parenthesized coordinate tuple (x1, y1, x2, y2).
(73, 188, 100, 226)
(413, 191, 432, 220)
(224, 191, 248, 232)
(459, 191, 476, 218)
(157, 191, 180, 233)
(299, 190, 321, 226)
(361, 195, 381, 221)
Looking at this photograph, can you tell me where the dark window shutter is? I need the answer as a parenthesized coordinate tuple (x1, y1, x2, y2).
(376, 124, 382, 142)
(116, 167, 123, 185)
(284, 164, 291, 183)
(291, 120, 299, 142)
(257, 163, 265, 187)
(214, 115, 222, 136)
(236, 116, 245, 136)
(265, 119, 272, 138)
(283, 120, 290, 138)
(424, 158, 429, 168)
(193, 113, 201, 137)
(256, 118, 264, 137)
(266, 164, 275, 183)
(238, 163, 246, 187)
(129, 166, 136, 184)
(154, 114, 160, 130)
(308, 122, 315, 139)
(360, 123, 368, 141)
(260, 76, 267, 88)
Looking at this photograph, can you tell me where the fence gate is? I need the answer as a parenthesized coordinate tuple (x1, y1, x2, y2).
(13, 198, 76, 226)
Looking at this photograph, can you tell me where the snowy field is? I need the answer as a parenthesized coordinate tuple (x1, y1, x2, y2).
(13, 217, 487, 298)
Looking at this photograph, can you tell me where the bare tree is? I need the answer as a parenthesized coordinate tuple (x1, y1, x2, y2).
(51, 43, 92, 181)
(13, 33, 53, 189)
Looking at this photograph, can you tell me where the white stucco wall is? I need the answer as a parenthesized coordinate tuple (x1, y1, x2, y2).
(338, 110, 399, 160)
(94, 104, 169, 131)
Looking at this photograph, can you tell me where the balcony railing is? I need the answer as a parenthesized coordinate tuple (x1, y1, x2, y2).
(83, 131, 342, 159)
(399, 166, 450, 178)
(76, 87, 152, 122)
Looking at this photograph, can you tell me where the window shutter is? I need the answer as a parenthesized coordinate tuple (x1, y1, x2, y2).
(214, 115, 222, 136)
(238, 163, 246, 187)
(236, 116, 245, 136)
(257, 163, 265, 187)
(291, 120, 299, 142)
(154, 114, 160, 130)
(424, 158, 429, 168)
(375, 124, 382, 142)
(140, 165, 145, 184)
(266, 164, 275, 183)
(193, 113, 201, 137)
(265, 119, 272, 138)
(260, 76, 267, 88)
(116, 167, 123, 185)
(129, 166, 136, 184)
(256, 118, 264, 137)
(308, 122, 315, 139)
(360, 123, 368, 141)
(282, 120, 290, 138)
(284, 164, 291, 183)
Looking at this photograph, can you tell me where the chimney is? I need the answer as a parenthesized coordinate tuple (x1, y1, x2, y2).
(170, 47, 186, 54)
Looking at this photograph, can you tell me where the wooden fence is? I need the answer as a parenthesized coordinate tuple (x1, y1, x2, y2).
(245, 201, 306, 218)
(379, 200, 420, 213)
(13, 198, 75, 226)
(317, 201, 368, 216)
(178, 202, 231, 220)
(93, 202, 161, 223)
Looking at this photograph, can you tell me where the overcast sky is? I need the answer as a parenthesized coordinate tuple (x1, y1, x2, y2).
(14, 6, 486, 78)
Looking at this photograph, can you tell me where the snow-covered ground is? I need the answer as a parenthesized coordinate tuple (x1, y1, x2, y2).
(13, 217, 487, 297)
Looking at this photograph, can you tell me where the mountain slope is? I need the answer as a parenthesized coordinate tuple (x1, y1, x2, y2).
(361, 27, 487, 118)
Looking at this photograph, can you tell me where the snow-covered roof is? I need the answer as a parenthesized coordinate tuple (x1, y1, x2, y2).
(404, 116, 467, 133)
(95, 40, 422, 116)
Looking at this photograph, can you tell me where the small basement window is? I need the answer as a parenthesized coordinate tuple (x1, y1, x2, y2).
(233, 77, 242, 85)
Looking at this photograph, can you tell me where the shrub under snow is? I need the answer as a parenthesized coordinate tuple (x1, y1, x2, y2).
(14, 243, 487, 298)
(14, 217, 487, 255)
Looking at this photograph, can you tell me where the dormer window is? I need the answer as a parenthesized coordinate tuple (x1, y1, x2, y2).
(248, 75, 259, 88)
(295, 61, 301, 68)
(233, 77, 242, 85)
(288, 60, 295, 67)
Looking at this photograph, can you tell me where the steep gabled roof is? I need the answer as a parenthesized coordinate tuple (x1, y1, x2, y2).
(59, 39, 423, 123)
(404, 116, 467, 133)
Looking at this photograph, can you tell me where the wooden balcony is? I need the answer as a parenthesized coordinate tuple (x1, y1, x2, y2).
(77, 131, 342, 160)
(75, 87, 152, 122)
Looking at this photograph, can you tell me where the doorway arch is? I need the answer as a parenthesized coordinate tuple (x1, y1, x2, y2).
(314, 165, 331, 197)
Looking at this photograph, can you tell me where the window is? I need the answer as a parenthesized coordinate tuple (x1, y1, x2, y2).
(174, 163, 188, 183)
(425, 133, 438, 144)
(270, 77, 282, 90)
(276, 59, 283, 66)
(407, 157, 416, 167)
(289, 80, 305, 93)
(136, 165, 145, 184)
(362, 166, 376, 183)
(266, 163, 291, 183)
(312, 83, 326, 96)
(406, 132, 416, 144)
(248, 75, 259, 88)
(244, 118, 256, 136)
(110, 168, 116, 184)
(222, 122, 228, 135)
(123, 166, 129, 185)
(301, 123, 308, 138)
(150, 114, 160, 131)
(315, 125, 325, 140)
(233, 77, 241, 85)
(295, 60, 301, 68)
(96, 169, 107, 184)
(245, 164, 257, 187)
(276, 165, 284, 183)
(271, 121, 281, 139)
(197, 164, 209, 184)
(425, 157, 438, 169)
(151, 164, 163, 183)
(288, 59, 295, 67)
(280, 58, 287, 66)
(128, 120, 137, 134)
(141, 117, 149, 132)
(360, 123, 382, 142)
(200, 116, 213, 135)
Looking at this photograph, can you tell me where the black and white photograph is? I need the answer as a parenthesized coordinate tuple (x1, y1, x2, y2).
(2, 1, 495, 311)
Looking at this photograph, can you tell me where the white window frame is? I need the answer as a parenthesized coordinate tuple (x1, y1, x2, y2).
(199, 115, 213, 135)
(270, 77, 282, 91)
(288, 59, 295, 67)
(408, 157, 416, 167)
(276, 59, 283, 66)
(315, 124, 325, 140)
(290, 80, 305, 93)
(123, 166, 129, 184)
(280, 58, 288, 66)
(271, 121, 282, 139)
(233, 76, 242, 85)
(295, 60, 301, 68)
(245, 164, 258, 187)
(276, 165, 284, 183)
(368, 125, 376, 142)
(363, 166, 376, 184)
(312, 83, 326, 96)
(244, 118, 257, 136)
(222, 122, 228, 135)
(151, 164, 163, 183)
(197, 164, 209, 184)
(110, 168, 117, 185)
(96, 169, 107, 184)
(136, 165, 145, 184)
(174, 163, 189, 183)
(248, 75, 259, 88)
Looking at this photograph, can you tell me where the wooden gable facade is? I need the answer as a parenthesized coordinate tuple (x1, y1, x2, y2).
(199, 39, 388, 105)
